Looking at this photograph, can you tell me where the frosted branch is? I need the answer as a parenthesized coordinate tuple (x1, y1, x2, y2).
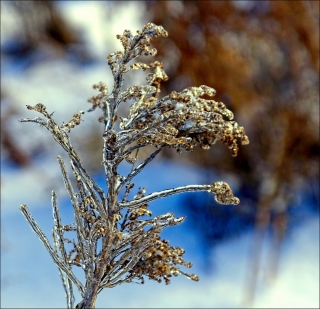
(20, 204, 85, 296)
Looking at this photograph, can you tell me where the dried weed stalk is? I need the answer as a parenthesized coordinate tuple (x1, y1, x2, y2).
(19, 23, 249, 308)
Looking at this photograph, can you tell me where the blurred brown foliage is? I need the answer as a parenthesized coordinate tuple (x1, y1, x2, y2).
(146, 0, 319, 183)
(145, 0, 319, 303)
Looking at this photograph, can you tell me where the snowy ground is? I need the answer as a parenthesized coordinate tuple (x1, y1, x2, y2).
(1, 1, 319, 308)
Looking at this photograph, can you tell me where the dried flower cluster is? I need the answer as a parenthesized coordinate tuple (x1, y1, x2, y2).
(19, 23, 248, 308)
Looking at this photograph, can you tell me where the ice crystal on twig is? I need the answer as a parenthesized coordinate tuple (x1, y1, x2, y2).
(19, 23, 249, 309)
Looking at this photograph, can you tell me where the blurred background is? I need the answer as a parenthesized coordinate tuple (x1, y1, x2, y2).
(1, 1, 319, 308)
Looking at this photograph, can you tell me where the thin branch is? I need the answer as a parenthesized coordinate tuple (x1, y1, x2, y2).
(99, 276, 131, 290)
(53, 229, 75, 309)
(57, 157, 89, 270)
(68, 154, 105, 203)
(106, 246, 146, 285)
(117, 146, 163, 193)
(51, 191, 75, 308)
(119, 184, 212, 209)
(20, 113, 106, 203)
(121, 143, 148, 158)
(70, 160, 105, 216)
(19, 204, 85, 296)
(52, 191, 74, 267)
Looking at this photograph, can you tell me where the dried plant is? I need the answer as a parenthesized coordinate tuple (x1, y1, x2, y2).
(19, 23, 249, 309)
